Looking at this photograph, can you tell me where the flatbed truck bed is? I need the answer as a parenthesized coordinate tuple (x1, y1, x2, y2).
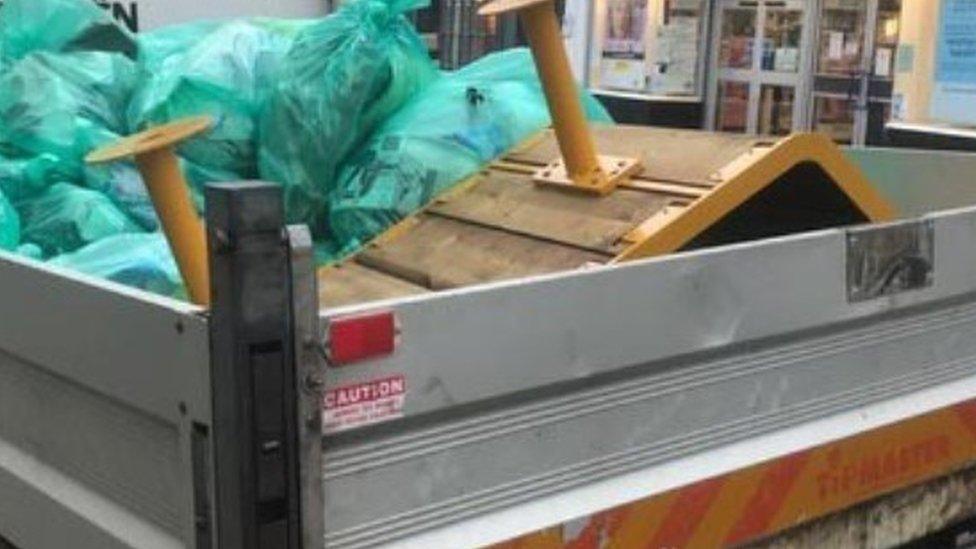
(3, 142, 976, 547)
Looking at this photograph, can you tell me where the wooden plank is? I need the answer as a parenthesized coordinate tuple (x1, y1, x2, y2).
(428, 171, 671, 253)
(318, 262, 429, 308)
(624, 179, 710, 199)
(358, 215, 611, 290)
(490, 158, 710, 199)
(506, 125, 768, 187)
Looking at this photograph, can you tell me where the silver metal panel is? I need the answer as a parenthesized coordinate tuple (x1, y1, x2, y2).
(0, 252, 211, 424)
(0, 354, 182, 548)
(0, 435, 178, 549)
(288, 225, 326, 549)
(0, 254, 212, 548)
(320, 204, 976, 547)
(846, 147, 976, 217)
(321, 207, 976, 420)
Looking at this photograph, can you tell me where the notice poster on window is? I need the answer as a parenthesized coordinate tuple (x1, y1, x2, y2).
(600, 0, 648, 91)
(650, 15, 699, 94)
(931, 0, 976, 125)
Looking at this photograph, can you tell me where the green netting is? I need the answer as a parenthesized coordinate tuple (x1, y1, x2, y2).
(49, 232, 183, 297)
(0, 189, 19, 251)
(328, 48, 613, 250)
(14, 182, 142, 258)
(258, 0, 438, 234)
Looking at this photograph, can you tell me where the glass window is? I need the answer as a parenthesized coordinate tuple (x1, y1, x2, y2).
(873, 0, 901, 78)
(758, 84, 795, 135)
(716, 80, 750, 133)
(817, 0, 867, 76)
(590, 0, 708, 98)
(719, 8, 757, 70)
(814, 96, 856, 144)
(761, 8, 803, 73)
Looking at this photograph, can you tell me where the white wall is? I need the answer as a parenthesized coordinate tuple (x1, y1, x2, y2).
(93, 0, 329, 32)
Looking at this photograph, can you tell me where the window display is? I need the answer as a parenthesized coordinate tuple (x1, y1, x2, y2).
(762, 8, 802, 73)
(814, 96, 856, 143)
(873, 0, 901, 78)
(817, 0, 866, 76)
(590, 0, 707, 98)
(719, 7, 756, 70)
(758, 84, 795, 135)
(599, 0, 648, 90)
(716, 80, 749, 132)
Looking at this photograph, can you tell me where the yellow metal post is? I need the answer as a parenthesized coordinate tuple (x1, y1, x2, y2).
(480, 0, 640, 194)
(519, 1, 602, 186)
(86, 117, 213, 306)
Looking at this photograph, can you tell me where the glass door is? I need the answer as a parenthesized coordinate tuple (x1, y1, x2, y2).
(714, 3, 757, 132)
(811, 0, 901, 145)
(712, 0, 808, 135)
(866, 0, 901, 144)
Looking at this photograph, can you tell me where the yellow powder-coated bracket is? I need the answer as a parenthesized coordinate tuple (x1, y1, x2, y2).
(86, 116, 213, 306)
(611, 132, 898, 262)
(479, 0, 641, 195)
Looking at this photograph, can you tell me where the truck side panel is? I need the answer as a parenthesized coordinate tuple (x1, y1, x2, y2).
(320, 206, 976, 548)
(0, 254, 211, 548)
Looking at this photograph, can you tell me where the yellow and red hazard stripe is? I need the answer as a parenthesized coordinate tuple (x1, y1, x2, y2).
(493, 398, 976, 548)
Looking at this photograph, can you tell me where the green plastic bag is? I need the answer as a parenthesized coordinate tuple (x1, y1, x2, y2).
(328, 48, 612, 249)
(84, 162, 159, 230)
(136, 21, 224, 68)
(14, 182, 142, 257)
(49, 232, 183, 298)
(0, 0, 136, 62)
(0, 51, 137, 177)
(258, 0, 439, 234)
(0, 153, 68, 202)
(0, 189, 19, 251)
(0, 48, 150, 228)
(130, 20, 312, 187)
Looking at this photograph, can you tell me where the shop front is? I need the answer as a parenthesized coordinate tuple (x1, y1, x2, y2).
(887, 0, 976, 151)
(567, 0, 711, 127)
(568, 0, 904, 145)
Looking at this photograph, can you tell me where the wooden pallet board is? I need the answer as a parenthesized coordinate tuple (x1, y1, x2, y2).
(316, 127, 896, 309)
(429, 170, 671, 254)
(319, 261, 429, 308)
(357, 215, 611, 291)
(507, 125, 766, 187)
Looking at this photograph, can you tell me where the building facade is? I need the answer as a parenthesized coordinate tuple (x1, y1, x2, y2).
(565, 0, 906, 146)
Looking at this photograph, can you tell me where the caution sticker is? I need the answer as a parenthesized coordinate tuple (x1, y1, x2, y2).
(323, 375, 406, 434)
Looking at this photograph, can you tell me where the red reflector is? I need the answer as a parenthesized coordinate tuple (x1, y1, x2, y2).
(327, 311, 397, 366)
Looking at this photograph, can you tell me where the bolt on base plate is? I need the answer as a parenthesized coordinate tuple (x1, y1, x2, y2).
(533, 155, 643, 195)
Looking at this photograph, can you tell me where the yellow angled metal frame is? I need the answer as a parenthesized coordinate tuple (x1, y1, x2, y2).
(317, 126, 900, 309)
(612, 132, 898, 263)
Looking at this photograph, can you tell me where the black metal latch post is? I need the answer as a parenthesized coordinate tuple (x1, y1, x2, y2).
(206, 182, 303, 548)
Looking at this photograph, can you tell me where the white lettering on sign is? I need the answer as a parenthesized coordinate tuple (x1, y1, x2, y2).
(323, 375, 406, 434)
